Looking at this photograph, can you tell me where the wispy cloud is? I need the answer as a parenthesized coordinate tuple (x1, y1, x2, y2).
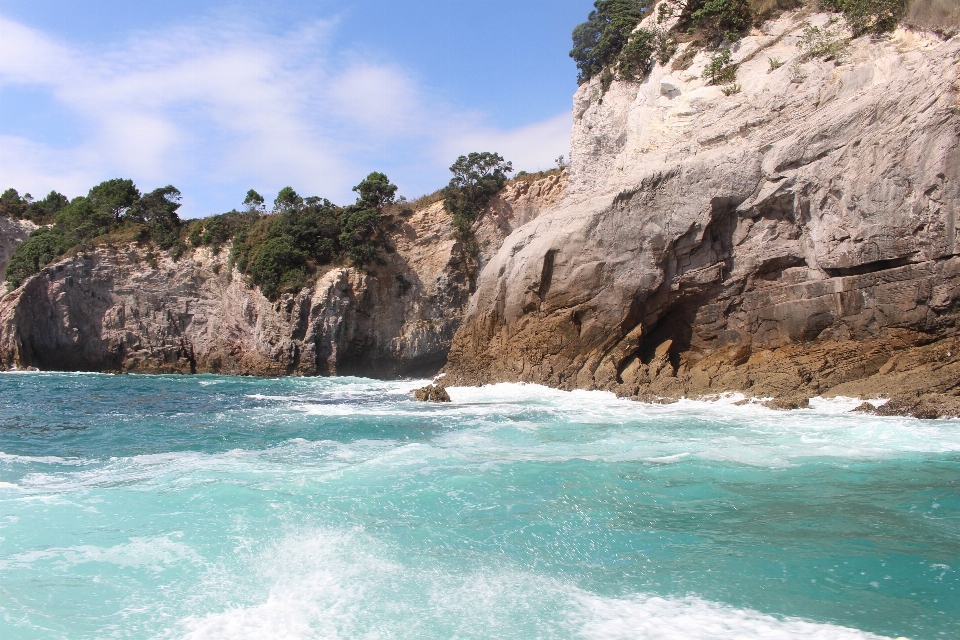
(0, 13, 570, 216)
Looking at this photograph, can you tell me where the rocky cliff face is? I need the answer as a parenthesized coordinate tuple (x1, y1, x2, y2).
(0, 174, 563, 376)
(444, 12, 960, 412)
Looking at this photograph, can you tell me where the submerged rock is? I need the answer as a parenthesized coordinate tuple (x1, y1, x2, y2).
(413, 384, 451, 403)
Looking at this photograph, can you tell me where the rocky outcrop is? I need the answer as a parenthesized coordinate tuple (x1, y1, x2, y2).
(444, 12, 960, 408)
(413, 384, 452, 402)
(0, 218, 37, 283)
(0, 175, 563, 376)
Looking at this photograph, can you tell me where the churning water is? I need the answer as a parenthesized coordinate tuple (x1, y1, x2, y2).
(0, 373, 957, 639)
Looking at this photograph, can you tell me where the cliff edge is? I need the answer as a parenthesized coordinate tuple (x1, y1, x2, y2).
(444, 11, 960, 414)
(0, 175, 564, 376)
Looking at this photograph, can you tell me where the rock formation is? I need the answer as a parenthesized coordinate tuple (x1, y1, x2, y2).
(0, 175, 563, 376)
(443, 11, 960, 415)
(413, 384, 452, 402)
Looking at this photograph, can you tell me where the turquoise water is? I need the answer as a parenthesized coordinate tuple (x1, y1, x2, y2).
(0, 373, 957, 639)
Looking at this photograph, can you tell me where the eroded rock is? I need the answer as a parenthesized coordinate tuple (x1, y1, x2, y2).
(413, 384, 452, 403)
(443, 14, 960, 414)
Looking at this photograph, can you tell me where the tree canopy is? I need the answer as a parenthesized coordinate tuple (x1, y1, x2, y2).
(570, 0, 654, 84)
(4, 178, 183, 288)
(443, 152, 513, 237)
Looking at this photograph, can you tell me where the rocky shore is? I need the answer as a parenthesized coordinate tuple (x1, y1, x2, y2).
(442, 13, 960, 417)
(1, 8, 957, 418)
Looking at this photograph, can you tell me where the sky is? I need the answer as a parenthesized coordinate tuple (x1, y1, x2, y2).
(0, 0, 589, 217)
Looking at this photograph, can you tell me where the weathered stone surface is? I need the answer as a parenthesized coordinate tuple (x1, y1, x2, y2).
(0, 175, 564, 377)
(444, 13, 960, 408)
(413, 384, 452, 402)
(875, 393, 960, 419)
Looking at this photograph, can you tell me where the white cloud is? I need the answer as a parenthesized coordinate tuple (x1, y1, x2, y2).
(442, 112, 572, 174)
(0, 13, 570, 216)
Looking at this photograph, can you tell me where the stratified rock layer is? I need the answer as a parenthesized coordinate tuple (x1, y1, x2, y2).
(444, 14, 960, 409)
(0, 176, 563, 376)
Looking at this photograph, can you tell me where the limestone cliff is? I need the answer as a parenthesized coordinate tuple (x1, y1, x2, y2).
(444, 11, 960, 413)
(0, 174, 563, 376)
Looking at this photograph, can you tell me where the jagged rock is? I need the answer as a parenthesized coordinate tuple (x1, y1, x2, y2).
(851, 402, 877, 413)
(765, 395, 810, 411)
(875, 393, 960, 419)
(413, 384, 452, 403)
(0, 174, 565, 376)
(443, 13, 960, 415)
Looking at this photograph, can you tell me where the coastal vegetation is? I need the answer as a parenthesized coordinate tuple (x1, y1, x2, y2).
(5, 181, 184, 288)
(442, 152, 513, 239)
(3, 154, 525, 300)
(569, 0, 923, 89)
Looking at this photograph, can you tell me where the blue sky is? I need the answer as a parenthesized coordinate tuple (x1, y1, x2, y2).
(0, 0, 589, 217)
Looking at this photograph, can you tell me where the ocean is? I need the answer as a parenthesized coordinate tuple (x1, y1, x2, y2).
(0, 373, 957, 639)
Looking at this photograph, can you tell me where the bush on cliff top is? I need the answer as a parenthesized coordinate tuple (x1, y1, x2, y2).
(229, 173, 396, 300)
(0, 188, 69, 225)
(570, 0, 655, 84)
(5, 180, 184, 289)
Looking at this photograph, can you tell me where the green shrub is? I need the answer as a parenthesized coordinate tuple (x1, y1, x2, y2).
(55, 197, 114, 246)
(246, 236, 307, 300)
(686, 0, 754, 36)
(339, 206, 381, 267)
(617, 28, 657, 79)
(442, 152, 513, 237)
(822, 0, 906, 36)
(570, 0, 655, 84)
(5, 227, 70, 288)
(702, 49, 738, 84)
(0, 188, 69, 224)
(798, 20, 850, 61)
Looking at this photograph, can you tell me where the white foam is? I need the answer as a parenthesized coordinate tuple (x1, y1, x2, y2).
(0, 452, 86, 465)
(174, 526, 898, 640)
(9, 532, 201, 572)
(574, 592, 899, 639)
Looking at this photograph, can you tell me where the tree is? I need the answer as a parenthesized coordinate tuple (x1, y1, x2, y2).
(243, 189, 266, 213)
(570, 0, 653, 84)
(822, 0, 906, 36)
(0, 188, 27, 220)
(36, 191, 69, 215)
(5, 227, 70, 288)
(687, 0, 753, 36)
(55, 197, 114, 245)
(443, 152, 513, 236)
(133, 186, 183, 249)
(352, 171, 397, 212)
(247, 236, 307, 300)
(274, 187, 303, 212)
(87, 179, 140, 222)
(0, 189, 69, 224)
(339, 172, 398, 267)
